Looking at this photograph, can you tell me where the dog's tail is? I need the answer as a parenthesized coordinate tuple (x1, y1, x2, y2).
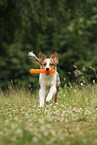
(28, 51, 40, 65)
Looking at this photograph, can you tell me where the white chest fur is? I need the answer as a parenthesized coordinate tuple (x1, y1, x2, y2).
(39, 72, 57, 87)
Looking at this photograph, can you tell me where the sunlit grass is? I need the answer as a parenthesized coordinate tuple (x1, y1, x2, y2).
(0, 84, 97, 145)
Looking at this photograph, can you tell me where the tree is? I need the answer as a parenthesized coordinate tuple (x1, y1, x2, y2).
(0, 0, 97, 89)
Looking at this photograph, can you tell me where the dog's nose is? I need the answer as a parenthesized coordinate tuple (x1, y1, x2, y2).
(46, 68, 49, 71)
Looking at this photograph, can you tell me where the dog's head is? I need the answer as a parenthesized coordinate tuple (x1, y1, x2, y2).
(39, 52, 58, 74)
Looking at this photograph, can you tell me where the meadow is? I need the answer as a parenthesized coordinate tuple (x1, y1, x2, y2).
(0, 84, 97, 145)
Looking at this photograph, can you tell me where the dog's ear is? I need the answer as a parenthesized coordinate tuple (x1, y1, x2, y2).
(50, 52, 58, 64)
(39, 52, 46, 63)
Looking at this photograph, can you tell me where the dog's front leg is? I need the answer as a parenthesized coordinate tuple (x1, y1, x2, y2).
(46, 86, 56, 103)
(39, 86, 46, 107)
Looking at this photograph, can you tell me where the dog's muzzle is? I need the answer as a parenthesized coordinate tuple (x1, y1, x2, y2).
(46, 71, 50, 76)
(45, 68, 50, 76)
(45, 69, 50, 76)
(46, 68, 49, 71)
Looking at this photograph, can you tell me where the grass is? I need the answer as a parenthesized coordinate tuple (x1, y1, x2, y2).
(0, 84, 97, 145)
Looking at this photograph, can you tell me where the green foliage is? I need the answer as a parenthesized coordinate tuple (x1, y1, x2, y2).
(0, 0, 97, 89)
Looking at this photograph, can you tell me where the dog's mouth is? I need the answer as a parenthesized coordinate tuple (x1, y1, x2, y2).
(45, 70, 50, 76)
(46, 73, 50, 76)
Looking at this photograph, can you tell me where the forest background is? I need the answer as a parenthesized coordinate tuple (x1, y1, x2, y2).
(0, 0, 97, 90)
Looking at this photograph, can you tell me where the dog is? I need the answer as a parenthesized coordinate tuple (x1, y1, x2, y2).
(28, 51, 60, 107)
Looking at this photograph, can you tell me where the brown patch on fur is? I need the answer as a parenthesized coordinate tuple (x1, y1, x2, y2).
(54, 93, 58, 103)
(49, 60, 55, 70)
(39, 52, 46, 63)
(41, 61, 47, 69)
(50, 52, 58, 64)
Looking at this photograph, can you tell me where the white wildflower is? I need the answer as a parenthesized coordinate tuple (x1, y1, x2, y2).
(33, 137, 38, 142)
(80, 83, 83, 86)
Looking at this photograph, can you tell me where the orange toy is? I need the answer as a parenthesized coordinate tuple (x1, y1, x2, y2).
(30, 69, 55, 74)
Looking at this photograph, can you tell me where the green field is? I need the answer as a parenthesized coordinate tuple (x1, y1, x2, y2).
(0, 84, 97, 145)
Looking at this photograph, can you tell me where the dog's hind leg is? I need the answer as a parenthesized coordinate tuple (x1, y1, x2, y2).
(54, 91, 58, 103)
(54, 73, 60, 104)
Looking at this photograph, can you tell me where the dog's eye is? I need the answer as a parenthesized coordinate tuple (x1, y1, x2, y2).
(43, 63, 46, 66)
(50, 63, 54, 66)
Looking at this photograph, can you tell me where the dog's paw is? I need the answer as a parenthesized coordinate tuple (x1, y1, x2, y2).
(46, 97, 50, 102)
(46, 96, 51, 102)
(39, 104, 44, 108)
